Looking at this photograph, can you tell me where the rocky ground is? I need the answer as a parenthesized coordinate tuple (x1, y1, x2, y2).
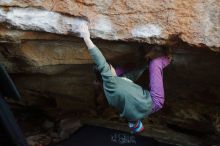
(9, 88, 220, 146)
(11, 108, 220, 146)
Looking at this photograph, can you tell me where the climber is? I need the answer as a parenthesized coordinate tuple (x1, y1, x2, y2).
(80, 23, 172, 134)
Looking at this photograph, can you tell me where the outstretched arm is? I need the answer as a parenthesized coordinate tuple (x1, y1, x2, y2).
(84, 37, 95, 50)
(80, 23, 113, 78)
(80, 23, 95, 49)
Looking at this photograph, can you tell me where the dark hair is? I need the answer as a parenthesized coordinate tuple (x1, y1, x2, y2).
(144, 45, 172, 61)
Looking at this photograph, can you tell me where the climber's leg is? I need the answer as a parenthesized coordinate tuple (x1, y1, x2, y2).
(149, 56, 171, 113)
(128, 120, 144, 134)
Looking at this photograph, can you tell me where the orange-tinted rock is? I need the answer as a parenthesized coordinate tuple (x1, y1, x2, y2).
(0, 0, 219, 50)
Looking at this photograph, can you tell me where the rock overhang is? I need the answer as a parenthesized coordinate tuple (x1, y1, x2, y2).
(0, 0, 219, 51)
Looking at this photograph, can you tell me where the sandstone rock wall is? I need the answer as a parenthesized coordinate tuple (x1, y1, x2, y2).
(0, 0, 219, 51)
(0, 1, 220, 145)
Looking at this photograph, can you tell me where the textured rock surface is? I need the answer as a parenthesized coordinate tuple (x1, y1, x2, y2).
(0, 1, 220, 146)
(0, 0, 220, 50)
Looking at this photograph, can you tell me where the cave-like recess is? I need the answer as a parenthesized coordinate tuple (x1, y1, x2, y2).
(0, 33, 220, 146)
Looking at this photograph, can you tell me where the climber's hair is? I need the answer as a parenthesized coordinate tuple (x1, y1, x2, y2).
(144, 45, 173, 61)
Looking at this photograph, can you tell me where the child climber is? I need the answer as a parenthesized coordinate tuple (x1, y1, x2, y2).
(80, 23, 172, 134)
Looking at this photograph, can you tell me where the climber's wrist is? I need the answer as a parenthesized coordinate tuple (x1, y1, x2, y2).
(83, 36, 91, 42)
(83, 37, 95, 49)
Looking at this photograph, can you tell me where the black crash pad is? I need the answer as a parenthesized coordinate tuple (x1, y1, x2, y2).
(51, 125, 176, 146)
